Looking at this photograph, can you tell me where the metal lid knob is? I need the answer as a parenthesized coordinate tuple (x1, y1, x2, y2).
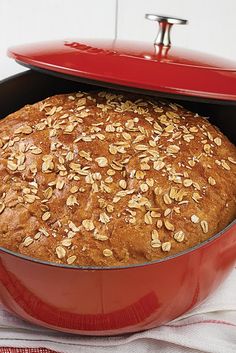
(145, 14, 188, 47)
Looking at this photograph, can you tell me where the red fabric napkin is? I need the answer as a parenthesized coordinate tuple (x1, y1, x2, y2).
(0, 349, 57, 353)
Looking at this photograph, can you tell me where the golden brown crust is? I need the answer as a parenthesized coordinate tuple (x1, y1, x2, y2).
(0, 91, 235, 266)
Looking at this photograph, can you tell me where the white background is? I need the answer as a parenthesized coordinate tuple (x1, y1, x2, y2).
(1, 0, 236, 80)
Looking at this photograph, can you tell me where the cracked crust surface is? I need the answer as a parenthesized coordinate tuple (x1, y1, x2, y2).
(0, 91, 235, 266)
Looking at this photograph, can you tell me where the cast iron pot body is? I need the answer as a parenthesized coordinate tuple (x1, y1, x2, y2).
(0, 71, 235, 335)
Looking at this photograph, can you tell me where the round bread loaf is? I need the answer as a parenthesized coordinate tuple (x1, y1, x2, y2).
(0, 91, 235, 266)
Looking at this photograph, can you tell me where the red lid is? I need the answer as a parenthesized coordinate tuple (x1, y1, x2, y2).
(8, 14, 236, 102)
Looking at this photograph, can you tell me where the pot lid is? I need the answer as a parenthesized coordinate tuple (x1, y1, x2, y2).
(8, 14, 236, 102)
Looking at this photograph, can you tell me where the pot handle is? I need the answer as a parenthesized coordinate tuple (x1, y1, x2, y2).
(145, 14, 188, 47)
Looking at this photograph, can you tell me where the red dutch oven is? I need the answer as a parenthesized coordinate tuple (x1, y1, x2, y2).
(0, 14, 236, 335)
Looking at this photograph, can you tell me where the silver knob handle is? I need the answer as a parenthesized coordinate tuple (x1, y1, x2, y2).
(145, 14, 188, 47)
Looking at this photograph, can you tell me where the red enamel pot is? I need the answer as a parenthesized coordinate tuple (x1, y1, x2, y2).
(0, 223, 235, 335)
(0, 14, 236, 335)
(0, 192, 235, 335)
